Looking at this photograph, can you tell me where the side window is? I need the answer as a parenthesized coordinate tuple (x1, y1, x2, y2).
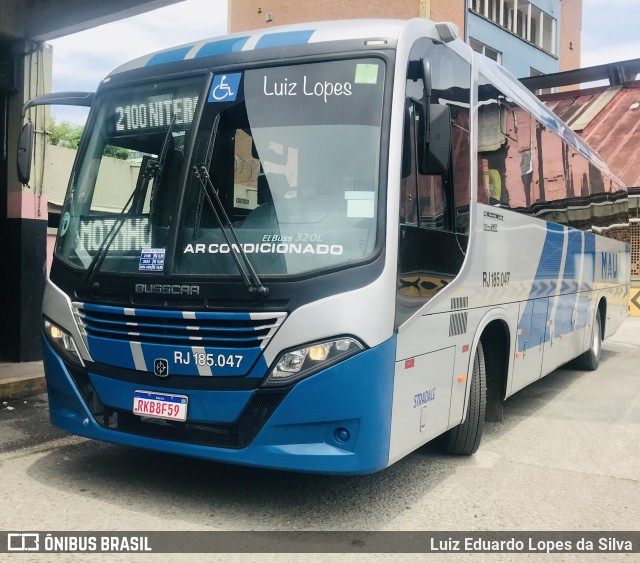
(397, 40, 471, 323)
(401, 97, 448, 230)
(476, 74, 628, 235)
(477, 73, 569, 225)
(402, 42, 471, 234)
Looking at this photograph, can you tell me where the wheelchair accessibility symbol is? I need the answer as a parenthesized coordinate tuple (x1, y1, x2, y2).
(208, 73, 242, 102)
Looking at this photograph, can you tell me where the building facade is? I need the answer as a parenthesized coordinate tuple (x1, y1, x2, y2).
(229, 0, 582, 78)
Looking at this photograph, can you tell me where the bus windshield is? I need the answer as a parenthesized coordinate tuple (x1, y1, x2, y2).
(55, 58, 385, 278)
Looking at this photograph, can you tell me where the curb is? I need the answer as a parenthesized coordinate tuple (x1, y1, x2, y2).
(0, 376, 47, 401)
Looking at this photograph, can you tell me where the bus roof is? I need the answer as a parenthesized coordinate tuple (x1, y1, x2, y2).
(106, 19, 412, 77)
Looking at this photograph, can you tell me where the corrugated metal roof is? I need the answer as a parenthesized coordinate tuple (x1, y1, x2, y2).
(541, 81, 640, 187)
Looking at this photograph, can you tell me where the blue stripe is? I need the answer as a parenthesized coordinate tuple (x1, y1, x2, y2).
(583, 231, 596, 290)
(517, 223, 565, 352)
(255, 30, 314, 49)
(531, 223, 565, 297)
(81, 303, 126, 315)
(145, 46, 194, 66)
(555, 229, 583, 335)
(88, 326, 258, 344)
(561, 229, 582, 284)
(195, 37, 250, 57)
(86, 335, 136, 370)
(81, 303, 251, 321)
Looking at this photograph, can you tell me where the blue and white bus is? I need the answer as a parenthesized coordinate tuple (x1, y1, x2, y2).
(20, 19, 629, 474)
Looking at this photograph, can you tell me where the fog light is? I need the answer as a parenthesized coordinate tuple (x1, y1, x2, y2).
(334, 428, 350, 442)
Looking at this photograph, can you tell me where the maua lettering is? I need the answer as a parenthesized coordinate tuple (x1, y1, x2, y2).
(263, 76, 352, 103)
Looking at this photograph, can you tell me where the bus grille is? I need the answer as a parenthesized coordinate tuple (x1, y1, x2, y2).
(73, 303, 286, 349)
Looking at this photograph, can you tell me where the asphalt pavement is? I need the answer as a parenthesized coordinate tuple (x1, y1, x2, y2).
(1, 319, 638, 562)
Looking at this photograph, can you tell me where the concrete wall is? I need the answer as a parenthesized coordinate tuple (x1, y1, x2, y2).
(430, 1, 466, 38)
(229, 0, 422, 33)
(229, 0, 467, 39)
(559, 0, 581, 72)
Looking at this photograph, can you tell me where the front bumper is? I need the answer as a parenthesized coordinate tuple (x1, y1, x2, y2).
(43, 335, 396, 474)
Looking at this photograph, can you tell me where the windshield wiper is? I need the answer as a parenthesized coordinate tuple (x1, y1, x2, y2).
(148, 115, 177, 232)
(193, 114, 216, 238)
(83, 162, 152, 289)
(84, 119, 177, 290)
(192, 115, 269, 298)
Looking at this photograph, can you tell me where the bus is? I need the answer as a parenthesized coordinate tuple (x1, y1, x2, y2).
(19, 19, 629, 474)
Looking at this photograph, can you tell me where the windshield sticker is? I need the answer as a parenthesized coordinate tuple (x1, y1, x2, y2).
(139, 248, 166, 272)
(208, 73, 242, 103)
(355, 64, 379, 85)
(345, 191, 375, 218)
(263, 75, 353, 103)
(60, 212, 71, 236)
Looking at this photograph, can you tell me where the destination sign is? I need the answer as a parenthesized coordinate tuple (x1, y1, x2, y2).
(114, 95, 199, 132)
(79, 217, 151, 252)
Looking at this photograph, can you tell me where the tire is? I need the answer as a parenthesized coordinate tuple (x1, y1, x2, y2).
(573, 311, 602, 371)
(439, 341, 486, 455)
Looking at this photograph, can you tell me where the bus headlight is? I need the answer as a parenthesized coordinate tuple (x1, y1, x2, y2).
(43, 318, 84, 366)
(264, 337, 364, 387)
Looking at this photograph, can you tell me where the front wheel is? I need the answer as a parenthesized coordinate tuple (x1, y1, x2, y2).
(573, 311, 602, 371)
(438, 341, 486, 455)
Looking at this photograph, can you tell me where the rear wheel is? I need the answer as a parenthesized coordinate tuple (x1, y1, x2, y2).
(573, 311, 602, 371)
(439, 341, 486, 455)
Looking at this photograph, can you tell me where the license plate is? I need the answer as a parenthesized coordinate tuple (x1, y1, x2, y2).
(133, 390, 188, 422)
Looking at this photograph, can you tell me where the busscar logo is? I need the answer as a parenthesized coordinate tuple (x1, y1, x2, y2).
(154, 359, 169, 377)
(135, 284, 200, 296)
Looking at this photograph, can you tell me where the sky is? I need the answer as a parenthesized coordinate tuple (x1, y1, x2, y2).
(48, 0, 639, 123)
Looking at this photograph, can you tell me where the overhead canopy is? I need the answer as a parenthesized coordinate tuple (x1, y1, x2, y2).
(0, 0, 181, 42)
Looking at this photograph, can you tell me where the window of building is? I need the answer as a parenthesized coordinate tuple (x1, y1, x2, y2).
(469, 37, 502, 63)
(470, 0, 557, 56)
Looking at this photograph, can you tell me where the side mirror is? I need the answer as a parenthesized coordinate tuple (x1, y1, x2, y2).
(417, 57, 452, 176)
(17, 122, 34, 185)
(420, 104, 452, 176)
(417, 103, 452, 176)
